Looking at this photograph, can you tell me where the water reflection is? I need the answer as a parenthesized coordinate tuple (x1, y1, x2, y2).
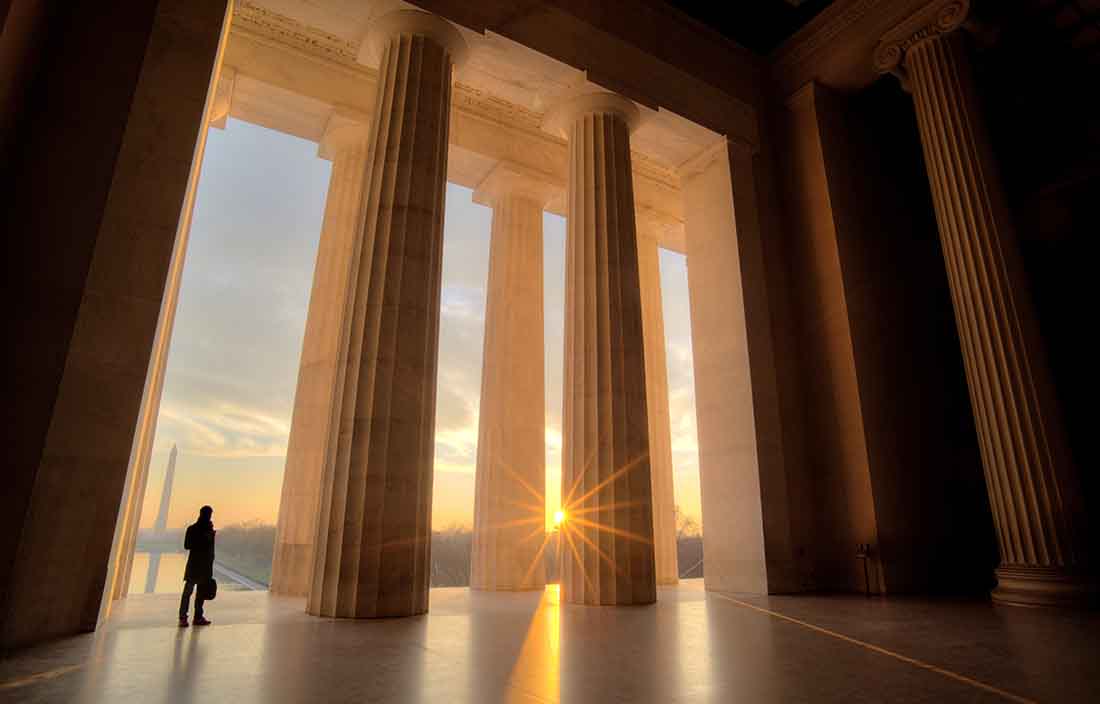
(128, 551, 256, 595)
(128, 552, 187, 594)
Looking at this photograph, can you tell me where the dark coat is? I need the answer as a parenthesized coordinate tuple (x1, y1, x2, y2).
(183, 520, 215, 582)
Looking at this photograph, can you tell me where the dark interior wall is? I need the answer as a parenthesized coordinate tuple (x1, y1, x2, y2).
(816, 80, 997, 594)
(976, 22, 1100, 560)
(0, 0, 226, 650)
(779, 86, 880, 594)
(1019, 176, 1100, 560)
(0, 0, 161, 642)
(770, 10, 1095, 595)
(0, 0, 51, 160)
(754, 99, 818, 593)
(775, 76, 997, 595)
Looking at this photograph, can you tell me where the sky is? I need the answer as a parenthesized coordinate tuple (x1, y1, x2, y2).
(140, 118, 701, 534)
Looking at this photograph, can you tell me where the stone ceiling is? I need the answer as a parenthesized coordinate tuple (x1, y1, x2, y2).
(665, 0, 835, 54)
(221, 1, 776, 250)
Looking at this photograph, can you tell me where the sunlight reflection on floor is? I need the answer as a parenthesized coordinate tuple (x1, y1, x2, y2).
(506, 584, 560, 702)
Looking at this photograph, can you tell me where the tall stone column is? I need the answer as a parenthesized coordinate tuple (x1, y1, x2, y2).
(875, 0, 1093, 606)
(682, 139, 798, 595)
(271, 108, 369, 597)
(470, 163, 559, 591)
(307, 11, 466, 618)
(547, 92, 656, 606)
(637, 228, 679, 585)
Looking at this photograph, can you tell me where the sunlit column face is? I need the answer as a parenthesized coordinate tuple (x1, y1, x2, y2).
(552, 94, 657, 606)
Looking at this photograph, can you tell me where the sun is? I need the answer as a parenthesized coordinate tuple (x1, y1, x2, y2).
(553, 510, 565, 527)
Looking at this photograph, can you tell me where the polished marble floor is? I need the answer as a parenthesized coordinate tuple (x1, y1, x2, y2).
(1, 580, 1098, 703)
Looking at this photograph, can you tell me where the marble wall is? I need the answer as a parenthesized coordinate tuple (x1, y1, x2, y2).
(0, 0, 229, 649)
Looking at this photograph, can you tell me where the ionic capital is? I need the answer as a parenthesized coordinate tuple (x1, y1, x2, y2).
(361, 10, 469, 68)
(472, 161, 563, 209)
(873, 0, 970, 87)
(542, 91, 643, 139)
(318, 107, 371, 160)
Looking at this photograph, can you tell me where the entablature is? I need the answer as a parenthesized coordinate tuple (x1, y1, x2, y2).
(224, 1, 708, 252)
(771, 0, 934, 98)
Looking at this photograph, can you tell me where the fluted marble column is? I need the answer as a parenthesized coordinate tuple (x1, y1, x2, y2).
(307, 11, 465, 618)
(876, 0, 1093, 605)
(637, 229, 679, 585)
(470, 164, 559, 591)
(547, 93, 656, 606)
(271, 108, 370, 597)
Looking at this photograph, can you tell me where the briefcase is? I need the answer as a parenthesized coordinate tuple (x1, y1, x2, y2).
(200, 577, 218, 601)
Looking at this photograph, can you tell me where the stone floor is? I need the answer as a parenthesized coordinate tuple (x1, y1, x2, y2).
(1, 580, 1098, 703)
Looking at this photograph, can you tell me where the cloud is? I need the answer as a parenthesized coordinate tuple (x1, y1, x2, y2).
(155, 399, 290, 458)
(440, 285, 486, 323)
(435, 384, 477, 433)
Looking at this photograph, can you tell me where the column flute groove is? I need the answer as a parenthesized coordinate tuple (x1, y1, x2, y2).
(874, 0, 1092, 605)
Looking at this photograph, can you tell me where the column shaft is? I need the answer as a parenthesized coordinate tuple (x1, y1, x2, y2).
(271, 122, 368, 596)
(308, 16, 459, 618)
(904, 32, 1091, 604)
(637, 233, 679, 584)
(682, 141, 796, 594)
(558, 100, 656, 606)
(471, 194, 546, 591)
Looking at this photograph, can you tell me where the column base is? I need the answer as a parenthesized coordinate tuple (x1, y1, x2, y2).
(269, 542, 313, 597)
(992, 566, 1098, 608)
(470, 584, 547, 592)
(305, 607, 428, 619)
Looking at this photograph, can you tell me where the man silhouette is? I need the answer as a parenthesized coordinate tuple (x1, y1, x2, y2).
(179, 505, 215, 627)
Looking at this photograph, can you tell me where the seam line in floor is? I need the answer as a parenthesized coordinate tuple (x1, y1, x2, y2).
(709, 592, 1038, 704)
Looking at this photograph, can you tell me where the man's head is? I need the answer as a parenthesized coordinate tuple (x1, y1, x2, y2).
(199, 505, 213, 521)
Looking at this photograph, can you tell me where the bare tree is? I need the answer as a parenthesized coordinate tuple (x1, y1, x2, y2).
(431, 525, 472, 587)
(674, 505, 704, 579)
(675, 505, 701, 539)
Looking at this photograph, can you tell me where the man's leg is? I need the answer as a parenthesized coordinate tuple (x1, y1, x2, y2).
(179, 581, 194, 620)
(194, 586, 206, 620)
